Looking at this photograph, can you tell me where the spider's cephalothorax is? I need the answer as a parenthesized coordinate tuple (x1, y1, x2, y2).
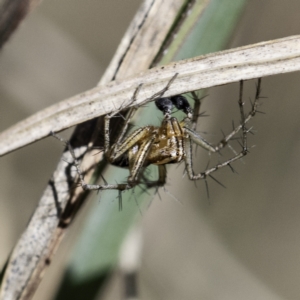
(63, 79, 262, 193)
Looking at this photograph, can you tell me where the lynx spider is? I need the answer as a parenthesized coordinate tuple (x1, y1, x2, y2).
(53, 77, 261, 194)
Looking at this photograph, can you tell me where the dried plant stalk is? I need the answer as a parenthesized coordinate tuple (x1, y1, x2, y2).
(1, 35, 300, 157)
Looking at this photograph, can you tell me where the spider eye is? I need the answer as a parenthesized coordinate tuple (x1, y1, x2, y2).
(155, 97, 174, 115)
(170, 95, 193, 116)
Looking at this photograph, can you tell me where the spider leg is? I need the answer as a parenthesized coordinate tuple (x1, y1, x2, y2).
(127, 136, 156, 184)
(184, 79, 261, 154)
(213, 79, 261, 152)
(142, 165, 167, 188)
(184, 79, 262, 180)
(184, 127, 216, 152)
(190, 91, 207, 130)
(107, 126, 153, 163)
(184, 127, 245, 182)
(79, 134, 155, 191)
(184, 134, 245, 180)
(104, 84, 142, 154)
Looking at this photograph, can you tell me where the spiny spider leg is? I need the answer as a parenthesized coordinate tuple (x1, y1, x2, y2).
(190, 91, 205, 130)
(184, 79, 261, 181)
(104, 84, 142, 154)
(214, 79, 261, 152)
(142, 165, 167, 188)
(184, 79, 261, 154)
(51, 131, 90, 186)
(127, 135, 156, 183)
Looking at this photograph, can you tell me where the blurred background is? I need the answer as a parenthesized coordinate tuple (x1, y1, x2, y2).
(1, 0, 300, 299)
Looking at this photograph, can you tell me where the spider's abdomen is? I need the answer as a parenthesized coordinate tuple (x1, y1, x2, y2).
(148, 117, 186, 165)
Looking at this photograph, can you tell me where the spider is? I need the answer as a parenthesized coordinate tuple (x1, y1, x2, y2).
(54, 79, 261, 194)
